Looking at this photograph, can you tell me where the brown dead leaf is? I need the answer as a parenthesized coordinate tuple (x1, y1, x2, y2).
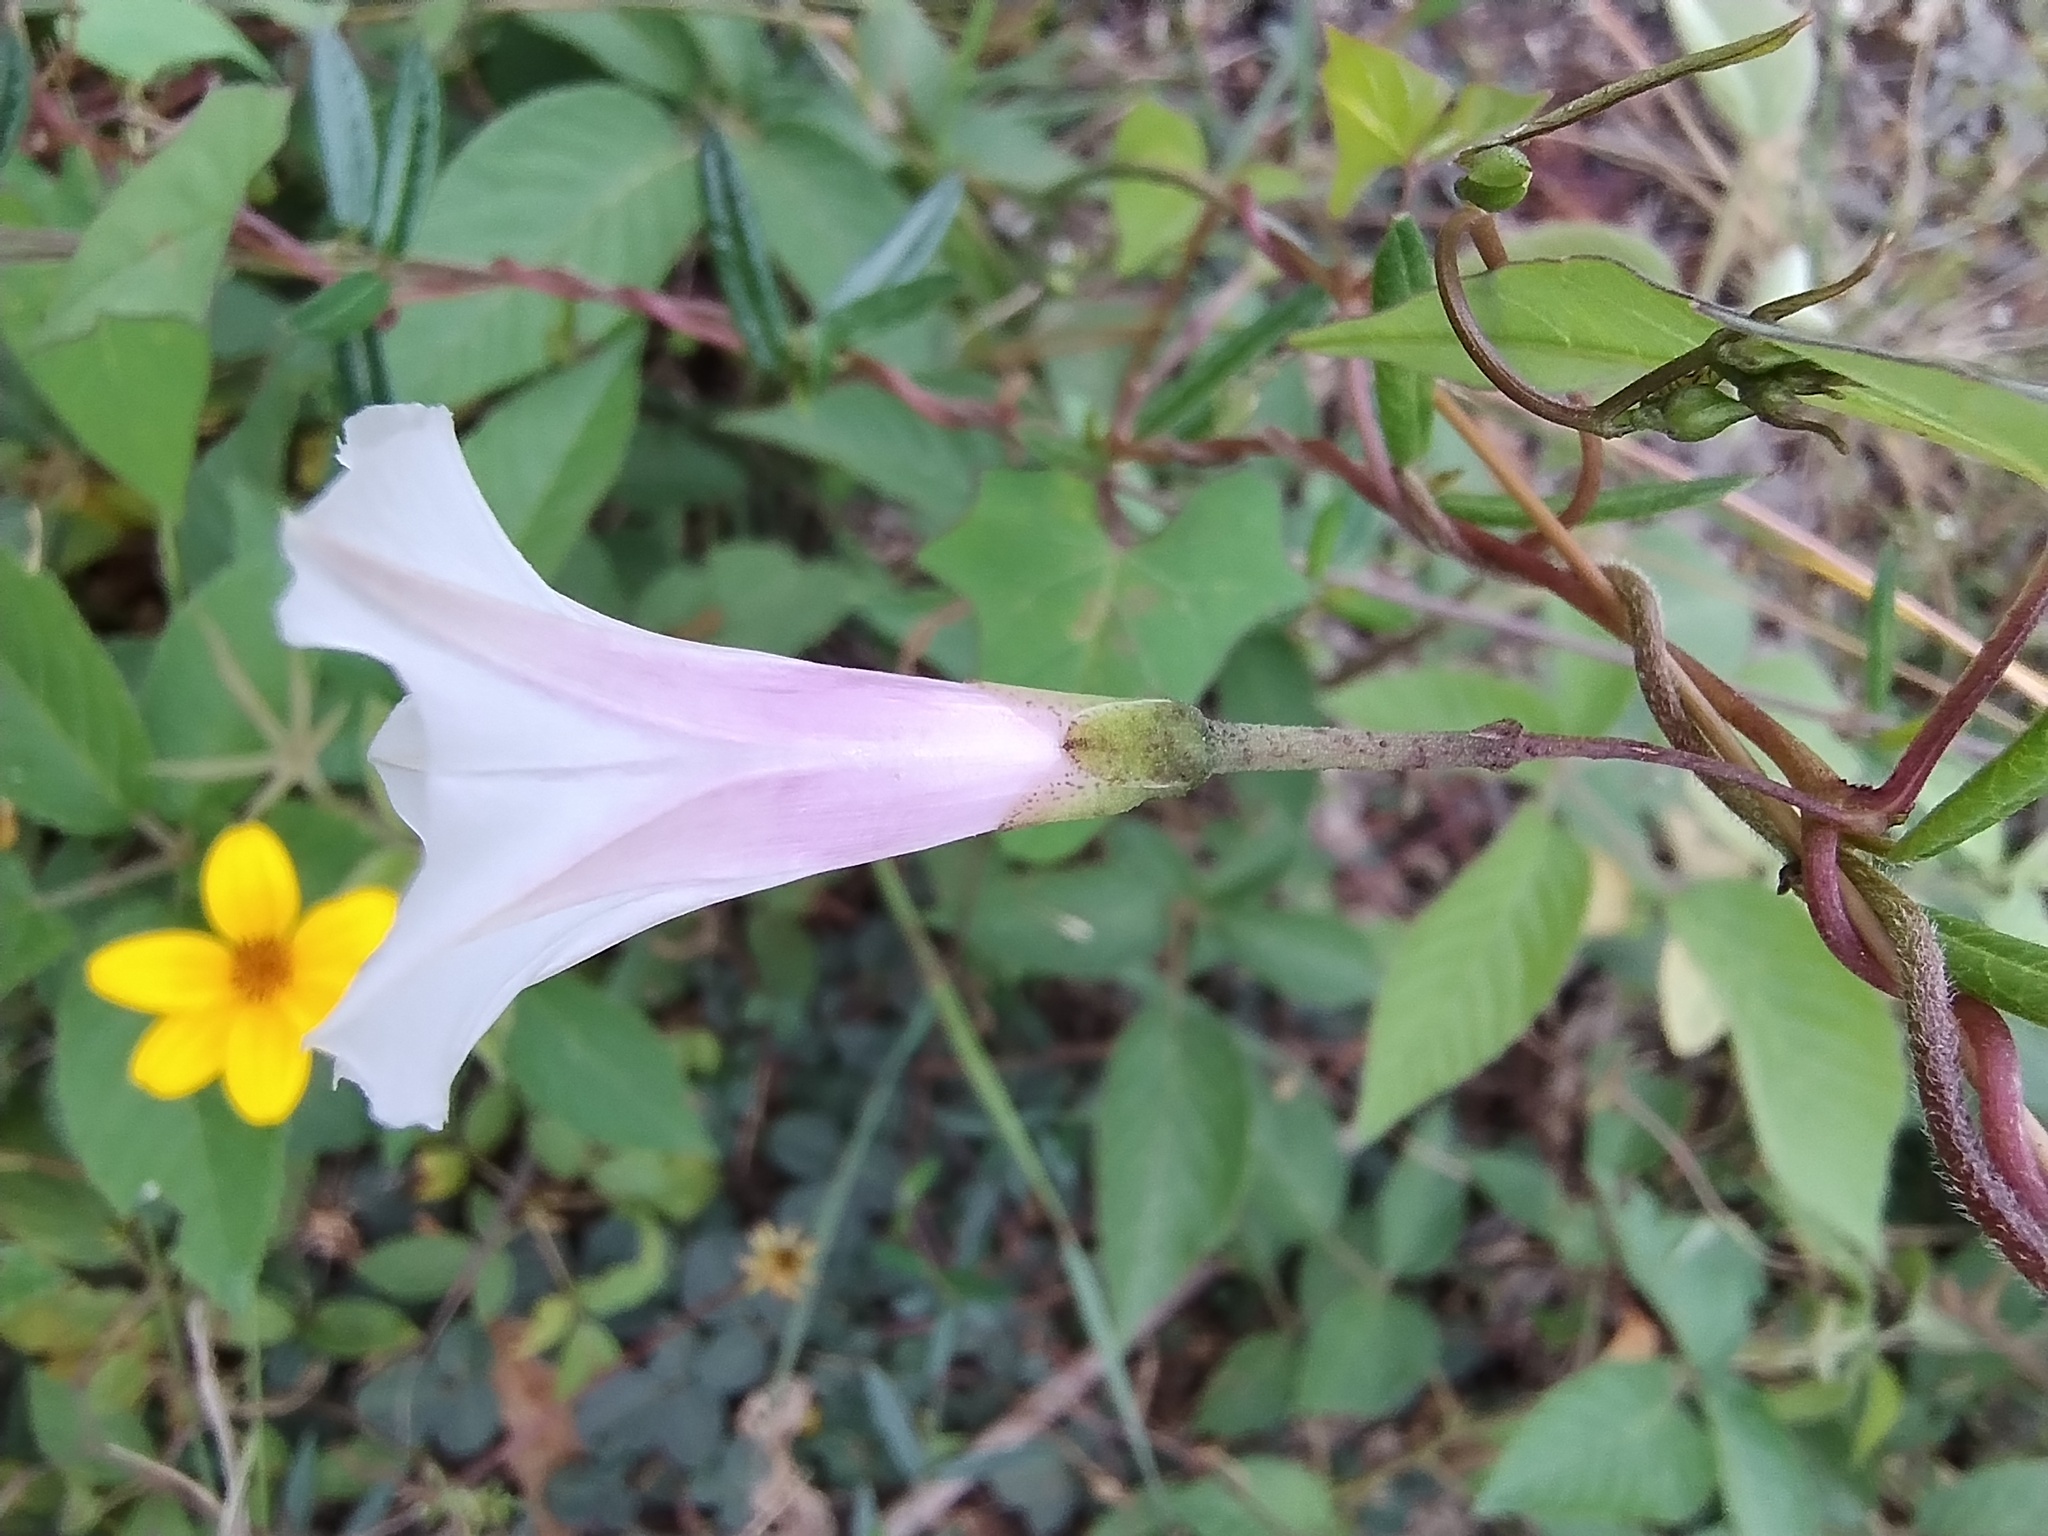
(736, 1379, 834, 1536)
(1601, 1304, 1665, 1363)
(488, 1319, 584, 1536)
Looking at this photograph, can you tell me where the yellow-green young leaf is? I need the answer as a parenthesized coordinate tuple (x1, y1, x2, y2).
(576, 1218, 668, 1317)
(0, 552, 151, 834)
(1109, 99, 1208, 276)
(1476, 1360, 1715, 1526)
(1296, 255, 2048, 490)
(42, 87, 290, 343)
(385, 84, 699, 405)
(1321, 28, 1450, 213)
(1931, 911, 2048, 1028)
(1667, 881, 1904, 1256)
(462, 331, 641, 578)
(1370, 215, 1434, 466)
(1892, 711, 2048, 862)
(922, 469, 1308, 701)
(1667, 0, 1816, 143)
(518, 1293, 579, 1359)
(1093, 996, 1252, 1329)
(1353, 809, 1590, 1141)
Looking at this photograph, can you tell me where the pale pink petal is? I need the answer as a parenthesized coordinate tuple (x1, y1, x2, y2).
(278, 405, 1074, 1129)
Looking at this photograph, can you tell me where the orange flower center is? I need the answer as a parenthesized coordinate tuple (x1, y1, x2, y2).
(230, 937, 294, 1003)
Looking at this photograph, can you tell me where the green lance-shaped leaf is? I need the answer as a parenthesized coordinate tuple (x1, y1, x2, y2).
(823, 172, 962, 312)
(700, 126, 790, 373)
(291, 271, 393, 343)
(0, 28, 30, 170)
(1930, 911, 2048, 1029)
(0, 551, 152, 835)
(371, 42, 443, 255)
(307, 28, 379, 233)
(1370, 214, 1435, 465)
(1464, 12, 1810, 152)
(814, 272, 955, 358)
(1864, 540, 1902, 713)
(1892, 709, 2048, 862)
(1436, 472, 1748, 529)
(1134, 286, 1329, 439)
(1295, 255, 2048, 490)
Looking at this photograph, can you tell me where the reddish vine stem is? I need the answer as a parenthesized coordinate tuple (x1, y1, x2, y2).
(1799, 827, 1891, 991)
(1859, 544, 2048, 819)
(1806, 827, 2048, 1248)
(1860, 884, 2048, 1291)
(1433, 207, 1604, 434)
(1111, 201, 1226, 446)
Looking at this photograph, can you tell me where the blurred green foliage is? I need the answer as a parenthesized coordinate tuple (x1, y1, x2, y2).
(2, 3, 2048, 1535)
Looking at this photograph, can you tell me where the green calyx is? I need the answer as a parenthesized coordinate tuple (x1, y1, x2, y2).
(1061, 698, 1217, 794)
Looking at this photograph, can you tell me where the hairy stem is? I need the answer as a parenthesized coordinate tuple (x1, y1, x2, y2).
(1856, 880, 2048, 1290)
(1203, 719, 1876, 831)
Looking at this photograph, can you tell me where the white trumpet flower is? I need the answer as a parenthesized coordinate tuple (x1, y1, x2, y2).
(277, 406, 1199, 1128)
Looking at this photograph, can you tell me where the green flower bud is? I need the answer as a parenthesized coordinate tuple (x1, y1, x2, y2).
(1454, 145, 1532, 212)
(1660, 382, 1752, 442)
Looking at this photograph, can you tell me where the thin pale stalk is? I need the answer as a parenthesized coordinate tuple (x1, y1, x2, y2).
(1203, 719, 1874, 831)
(772, 1003, 936, 1384)
(872, 861, 1165, 1490)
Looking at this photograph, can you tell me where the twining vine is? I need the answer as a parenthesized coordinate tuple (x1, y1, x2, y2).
(26, 14, 2048, 1286)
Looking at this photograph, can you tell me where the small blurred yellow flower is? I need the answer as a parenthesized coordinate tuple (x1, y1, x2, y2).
(84, 823, 397, 1127)
(738, 1222, 819, 1301)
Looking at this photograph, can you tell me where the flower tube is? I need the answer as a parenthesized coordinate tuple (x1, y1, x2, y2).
(277, 406, 1201, 1128)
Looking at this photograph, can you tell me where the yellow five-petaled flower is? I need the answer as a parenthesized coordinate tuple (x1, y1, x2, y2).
(85, 823, 398, 1127)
